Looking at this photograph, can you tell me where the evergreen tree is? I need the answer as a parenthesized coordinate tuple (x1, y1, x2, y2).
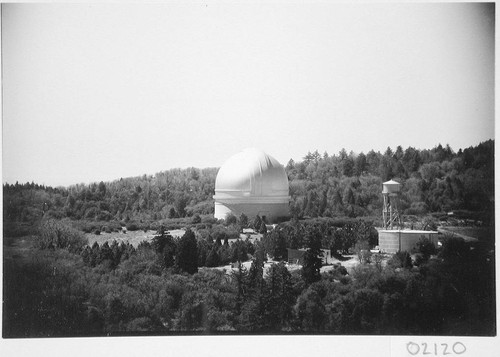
(98, 181, 106, 197)
(197, 238, 210, 267)
(98, 241, 112, 265)
(232, 263, 249, 316)
(152, 226, 177, 269)
(110, 240, 121, 268)
(191, 214, 201, 224)
(205, 244, 220, 267)
(264, 262, 295, 330)
(162, 237, 177, 269)
(253, 215, 262, 231)
(301, 225, 323, 285)
(354, 152, 367, 176)
(259, 221, 268, 234)
(215, 234, 222, 247)
(238, 244, 267, 331)
(264, 228, 287, 261)
(230, 239, 248, 262)
(341, 155, 355, 177)
(168, 207, 177, 218)
(239, 213, 249, 229)
(225, 213, 238, 226)
(218, 244, 232, 265)
(176, 228, 198, 274)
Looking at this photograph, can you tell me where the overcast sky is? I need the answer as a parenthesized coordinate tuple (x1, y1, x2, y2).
(2, 2, 495, 187)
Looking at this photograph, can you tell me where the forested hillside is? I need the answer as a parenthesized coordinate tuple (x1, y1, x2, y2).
(286, 140, 494, 220)
(2, 140, 495, 336)
(3, 140, 494, 236)
(3, 167, 218, 235)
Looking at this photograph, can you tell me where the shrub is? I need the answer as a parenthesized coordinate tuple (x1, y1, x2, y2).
(294, 286, 326, 331)
(412, 253, 426, 266)
(328, 264, 348, 278)
(94, 230, 101, 235)
(421, 216, 438, 231)
(439, 234, 468, 262)
(225, 213, 238, 226)
(405, 202, 428, 215)
(351, 264, 382, 288)
(201, 215, 218, 225)
(345, 288, 384, 333)
(387, 251, 412, 269)
(84, 207, 100, 220)
(354, 240, 372, 264)
(373, 253, 383, 271)
(413, 236, 436, 260)
(81, 223, 94, 233)
(102, 226, 112, 233)
(96, 210, 112, 221)
(3, 222, 34, 237)
(238, 213, 249, 228)
(76, 220, 115, 234)
(191, 214, 202, 224)
(36, 219, 88, 253)
(339, 275, 351, 285)
(126, 222, 139, 231)
(125, 317, 161, 332)
(46, 209, 65, 219)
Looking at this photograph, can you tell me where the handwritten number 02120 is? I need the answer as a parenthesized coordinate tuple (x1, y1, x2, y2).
(406, 342, 466, 355)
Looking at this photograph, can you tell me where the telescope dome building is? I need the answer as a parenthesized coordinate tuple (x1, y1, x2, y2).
(213, 148, 290, 223)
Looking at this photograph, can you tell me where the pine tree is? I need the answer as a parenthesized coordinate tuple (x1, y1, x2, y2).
(110, 240, 121, 268)
(98, 241, 112, 265)
(264, 262, 295, 330)
(205, 244, 220, 267)
(238, 248, 266, 331)
(232, 263, 249, 316)
(259, 221, 267, 234)
(301, 225, 323, 285)
(253, 215, 262, 231)
(225, 213, 238, 226)
(176, 228, 198, 274)
(265, 228, 287, 261)
(239, 213, 249, 229)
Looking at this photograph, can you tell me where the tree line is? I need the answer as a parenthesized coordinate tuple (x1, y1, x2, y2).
(286, 140, 493, 221)
(74, 214, 378, 273)
(3, 140, 494, 238)
(3, 167, 218, 235)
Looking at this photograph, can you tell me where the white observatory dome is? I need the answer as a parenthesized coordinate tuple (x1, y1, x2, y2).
(213, 148, 290, 222)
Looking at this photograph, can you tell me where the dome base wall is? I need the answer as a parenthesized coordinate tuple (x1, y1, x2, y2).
(214, 201, 289, 223)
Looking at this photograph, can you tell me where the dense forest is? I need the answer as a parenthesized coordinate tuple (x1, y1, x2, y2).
(3, 140, 494, 236)
(3, 218, 495, 336)
(2, 140, 495, 336)
(286, 141, 493, 221)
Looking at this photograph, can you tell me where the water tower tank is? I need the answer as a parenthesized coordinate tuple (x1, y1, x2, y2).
(382, 179, 401, 194)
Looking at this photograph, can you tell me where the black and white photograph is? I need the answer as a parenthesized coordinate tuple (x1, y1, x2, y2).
(1, 1, 497, 356)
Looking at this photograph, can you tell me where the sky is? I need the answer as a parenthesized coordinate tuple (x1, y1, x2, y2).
(1, 2, 495, 187)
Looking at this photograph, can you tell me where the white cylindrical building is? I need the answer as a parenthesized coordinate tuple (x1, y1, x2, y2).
(213, 148, 290, 222)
